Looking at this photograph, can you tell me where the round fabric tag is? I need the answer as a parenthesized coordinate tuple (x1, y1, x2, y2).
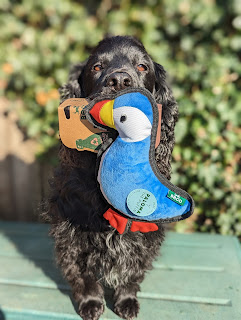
(126, 189, 157, 217)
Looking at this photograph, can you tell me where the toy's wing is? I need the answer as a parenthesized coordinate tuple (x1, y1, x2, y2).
(58, 98, 112, 153)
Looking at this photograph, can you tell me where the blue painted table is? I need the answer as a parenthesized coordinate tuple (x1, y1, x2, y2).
(0, 221, 240, 319)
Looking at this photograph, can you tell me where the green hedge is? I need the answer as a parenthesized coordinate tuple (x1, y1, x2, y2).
(1, 0, 241, 236)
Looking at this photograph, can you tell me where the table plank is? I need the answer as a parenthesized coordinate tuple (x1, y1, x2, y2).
(0, 221, 240, 320)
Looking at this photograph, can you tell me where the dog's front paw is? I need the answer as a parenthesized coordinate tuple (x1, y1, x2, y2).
(114, 297, 140, 320)
(79, 299, 104, 320)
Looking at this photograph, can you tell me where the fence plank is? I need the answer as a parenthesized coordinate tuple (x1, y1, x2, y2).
(0, 98, 53, 221)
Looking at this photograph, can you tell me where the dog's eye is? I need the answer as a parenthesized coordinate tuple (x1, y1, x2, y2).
(93, 64, 102, 71)
(137, 64, 147, 72)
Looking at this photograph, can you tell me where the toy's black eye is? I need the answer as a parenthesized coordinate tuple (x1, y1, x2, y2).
(137, 64, 147, 71)
(120, 114, 127, 123)
(93, 64, 102, 71)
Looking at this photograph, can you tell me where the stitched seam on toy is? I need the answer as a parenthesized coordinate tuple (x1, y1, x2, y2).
(147, 92, 195, 220)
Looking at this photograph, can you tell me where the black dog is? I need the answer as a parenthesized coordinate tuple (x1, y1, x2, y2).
(44, 36, 178, 320)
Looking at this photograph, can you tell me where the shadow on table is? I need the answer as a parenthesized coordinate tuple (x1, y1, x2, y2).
(0, 222, 115, 316)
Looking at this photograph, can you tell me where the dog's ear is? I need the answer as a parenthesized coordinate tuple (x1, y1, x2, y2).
(153, 62, 179, 179)
(69, 62, 86, 82)
(59, 62, 86, 102)
(153, 63, 174, 106)
(153, 61, 178, 127)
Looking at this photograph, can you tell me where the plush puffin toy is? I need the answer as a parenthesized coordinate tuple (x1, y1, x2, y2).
(86, 87, 194, 229)
(58, 88, 194, 234)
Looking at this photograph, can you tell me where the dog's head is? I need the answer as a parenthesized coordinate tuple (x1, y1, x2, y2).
(79, 36, 158, 97)
(60, 35, 178, 178)
(63, 36, 171, 104)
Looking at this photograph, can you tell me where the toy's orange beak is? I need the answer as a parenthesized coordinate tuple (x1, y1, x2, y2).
(89, 100, 116, 129)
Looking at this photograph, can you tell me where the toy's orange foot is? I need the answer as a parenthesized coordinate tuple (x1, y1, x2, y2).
(114, 296, 140, 320)
(79, 299, 104, 320)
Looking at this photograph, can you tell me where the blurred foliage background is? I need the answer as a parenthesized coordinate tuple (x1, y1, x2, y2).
(0, 0, 240, 236)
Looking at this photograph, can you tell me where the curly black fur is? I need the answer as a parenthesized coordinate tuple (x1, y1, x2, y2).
(43, 36, 178, 320)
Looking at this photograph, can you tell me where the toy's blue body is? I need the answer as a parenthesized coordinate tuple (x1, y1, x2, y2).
(87, 88, 194, 222)
(98, 135, 191, 221)
(94, 92, 193, 221)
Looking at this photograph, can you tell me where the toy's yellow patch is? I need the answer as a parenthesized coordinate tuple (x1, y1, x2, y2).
(99, 100, 116, 129)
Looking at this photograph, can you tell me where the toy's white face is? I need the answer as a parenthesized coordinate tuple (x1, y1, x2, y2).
(113, 106, 152, 142)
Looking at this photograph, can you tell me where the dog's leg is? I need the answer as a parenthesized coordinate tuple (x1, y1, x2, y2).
(52, 225, 105, 320)
(60, 256, 104, 320)
(72, 274, 105, 320)
(114, 281, 142, 320)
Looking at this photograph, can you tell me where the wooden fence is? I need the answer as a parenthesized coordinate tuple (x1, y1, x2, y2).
(0, 98, 53, 221)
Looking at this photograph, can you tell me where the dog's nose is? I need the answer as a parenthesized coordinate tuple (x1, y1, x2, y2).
(107, 72, 133, 90)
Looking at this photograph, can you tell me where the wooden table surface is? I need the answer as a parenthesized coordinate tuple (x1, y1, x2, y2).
(0, 221, 240, 320)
